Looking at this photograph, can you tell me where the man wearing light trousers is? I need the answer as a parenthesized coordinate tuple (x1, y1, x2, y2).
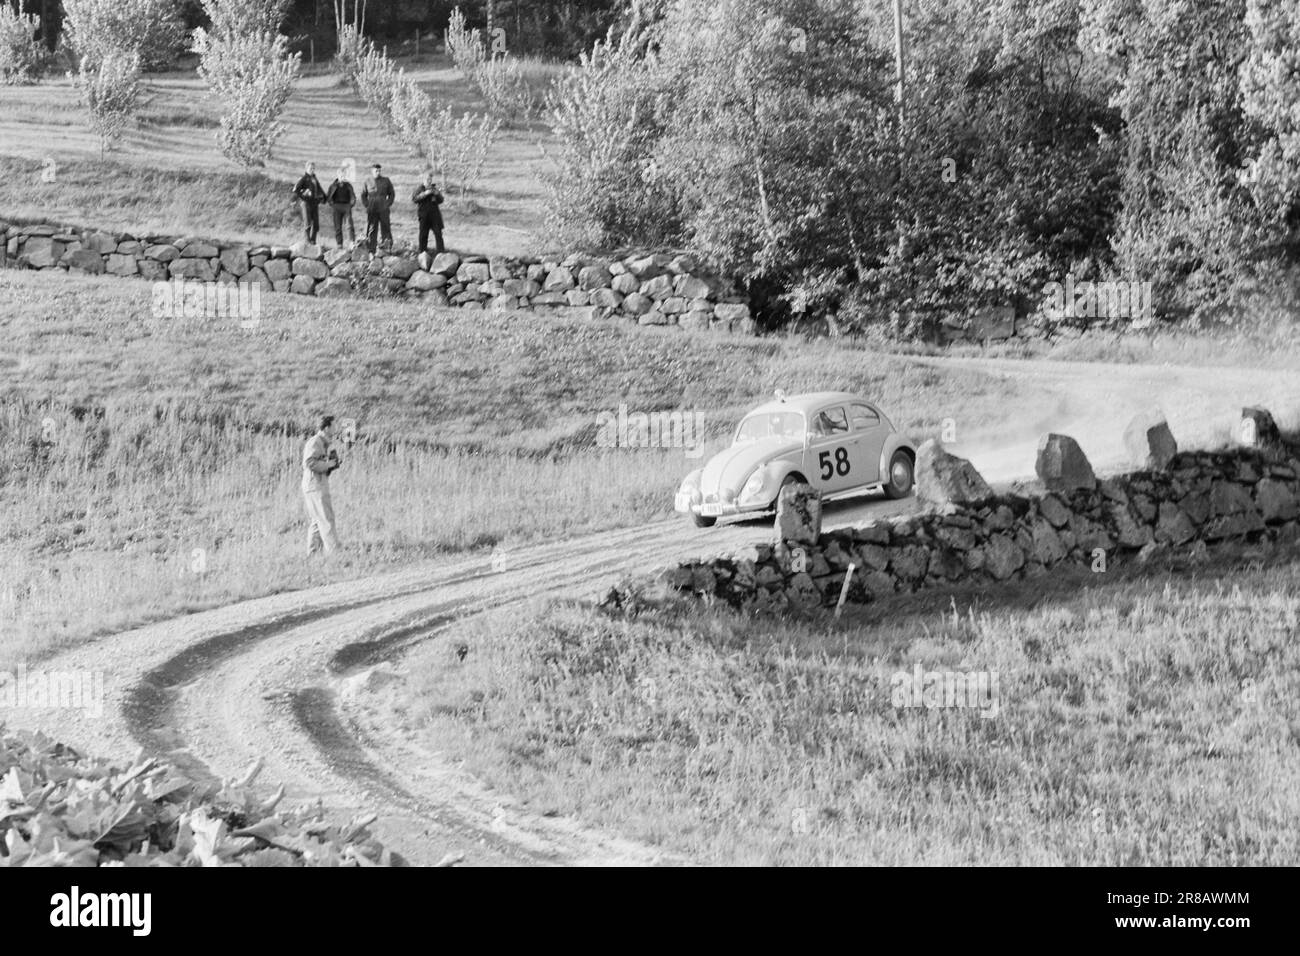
(302, 414, 342, 555)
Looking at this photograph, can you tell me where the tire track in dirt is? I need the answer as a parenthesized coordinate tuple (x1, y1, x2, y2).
(9, 358, 1296, 865)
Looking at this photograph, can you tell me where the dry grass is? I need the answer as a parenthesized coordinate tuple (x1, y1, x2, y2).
(0, 268, 1040, 662)
(405, 552, 1300, 865)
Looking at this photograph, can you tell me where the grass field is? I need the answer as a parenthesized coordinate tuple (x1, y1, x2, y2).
(404, 551, 1300, 865)
(0, 267, 1039, 664)
(0, 55, 555, 257)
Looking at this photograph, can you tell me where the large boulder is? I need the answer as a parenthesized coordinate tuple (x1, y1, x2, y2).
(623, 292, 653, 315)
(219, 248, 250, 276)
(292, 258, 329, 280)
(1123, 408, 1177, 469)
(775, 483, 822, 546)
(145, 243, 179, 262)
(180, 242, 220, 258)
(578, 264, 611, 291)
(82, 232, 119, 254)
(168, 258, 216, 281)
(1255, 478, 1299, 523)
(611, 273, 640, 294)
(262, 258, 291, 282)
(430, 252, 461, 276)
(384, 256, 418, 280)
(1240, 406, 1282, 447)
(22, 237, 57, 267)
(315, 277, 352, 298)
(1035, 433, 1096, 492)
(915, 439, 993, 506)
(542, 266, 576, 292)
(105, 253, 139, 276)
(406, 270, 445, 292)
(63, 249, 105, 274)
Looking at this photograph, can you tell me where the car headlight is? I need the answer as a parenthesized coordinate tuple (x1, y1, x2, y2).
(740, 469, 767, 501)
(678, 470, 703, 502)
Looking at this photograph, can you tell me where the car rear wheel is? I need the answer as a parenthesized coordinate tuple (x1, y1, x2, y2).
(884, 450, 914, 499)
(692, 513, 717, 528)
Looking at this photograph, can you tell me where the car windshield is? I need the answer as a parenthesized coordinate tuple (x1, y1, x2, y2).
(735, 411, 805, 443)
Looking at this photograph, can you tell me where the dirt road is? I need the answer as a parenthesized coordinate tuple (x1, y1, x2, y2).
(7, 357, 1298, 865)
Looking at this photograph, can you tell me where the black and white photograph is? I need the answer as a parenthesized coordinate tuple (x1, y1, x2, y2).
(0, 0, 1293, 924)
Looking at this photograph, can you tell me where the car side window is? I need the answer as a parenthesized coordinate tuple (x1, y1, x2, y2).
(812, 406, 849, 436)
(850, 403, 880, 431)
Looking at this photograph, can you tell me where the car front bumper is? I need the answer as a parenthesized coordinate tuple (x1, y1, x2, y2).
(675, 491, 770, 518)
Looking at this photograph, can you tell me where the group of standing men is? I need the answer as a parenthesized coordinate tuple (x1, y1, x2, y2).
(293, 162, 446, 256)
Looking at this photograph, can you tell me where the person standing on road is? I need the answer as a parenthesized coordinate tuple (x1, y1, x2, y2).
(412, 170, 445, 256)
(302, 414, 342, 556)
(293, 161, 327, 244)
(326, 166, 357, 248)
(361, 162, 395, 254)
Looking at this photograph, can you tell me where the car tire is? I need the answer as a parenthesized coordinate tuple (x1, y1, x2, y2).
(884, 450, 914, 499)
(692, 513, 717, 528)
(771, 474, 801, 511)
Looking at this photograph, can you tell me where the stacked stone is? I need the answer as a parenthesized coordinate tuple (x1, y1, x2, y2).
(1, 222, 755, 334)
(658, 416, 1300, 614)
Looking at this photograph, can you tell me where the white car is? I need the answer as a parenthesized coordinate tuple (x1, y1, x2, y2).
(674, 391, 917, 527)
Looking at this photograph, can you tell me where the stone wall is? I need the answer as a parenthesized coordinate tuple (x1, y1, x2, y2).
(0, 220, 756, 334)
(658, 421, 1300, 614)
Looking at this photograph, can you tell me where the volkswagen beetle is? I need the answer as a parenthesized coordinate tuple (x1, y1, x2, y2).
(674, 391, 916, 528)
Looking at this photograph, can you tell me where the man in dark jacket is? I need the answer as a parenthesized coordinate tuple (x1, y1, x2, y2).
(360, 163, 395, 253)
(326, 166, 357, 248)
(293, 161, 327, 244)
(411, 170, 445, 255)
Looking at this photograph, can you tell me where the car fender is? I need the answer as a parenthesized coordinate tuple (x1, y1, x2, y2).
(742, 458, 808, 505)
(878, 432, 916, 480)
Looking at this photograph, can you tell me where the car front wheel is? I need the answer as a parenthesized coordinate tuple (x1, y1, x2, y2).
(692, 513, 717, 528)
(884, 451, 914, 499)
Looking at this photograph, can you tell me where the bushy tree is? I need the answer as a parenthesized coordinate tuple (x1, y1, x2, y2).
(62, 0, 184, 72)
(197, 0, 300, 168)
(651, 0, 898, 308)
(76, 52, 144, 154)
(543, 21, 680, 249)
(1080, 0, 1270, 321)
(1240, 0, 1300, 245)
(0, 5, 42, 84)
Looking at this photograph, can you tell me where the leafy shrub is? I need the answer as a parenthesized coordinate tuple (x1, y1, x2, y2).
(0, 727, 395, 866)
(352, 41, 398, 125)
(425, 106, 501, 199)
(445, 6, 485, 83)
(476, 53, 541, 121)
(389, 69, 432, 152)
(543, 23, 681, 250)
(75, 52, 144, 154)
(0, 6, 41, 84)
(197, 0, 301, 168)
(62, 0, 185, 72)
(332, 21, 365, 79)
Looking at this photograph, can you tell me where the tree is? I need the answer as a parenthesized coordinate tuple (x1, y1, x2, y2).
(197, 0, 301, 167)
(76, 52, 144, 154)
(1240, 0, 1300, 245)
(62, 0, 184, 72)
(0, 3, 42, 83)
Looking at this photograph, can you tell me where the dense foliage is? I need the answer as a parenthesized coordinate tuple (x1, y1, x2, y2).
(0, 727, 395, 866)
(544, 0, 1300, 331)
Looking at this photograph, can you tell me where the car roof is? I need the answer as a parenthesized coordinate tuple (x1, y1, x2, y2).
(745, 391, 872, 416)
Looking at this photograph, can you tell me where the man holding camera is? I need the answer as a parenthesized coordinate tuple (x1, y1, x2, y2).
(412, 170, 445, 255)
(302, 415, 343, 555)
